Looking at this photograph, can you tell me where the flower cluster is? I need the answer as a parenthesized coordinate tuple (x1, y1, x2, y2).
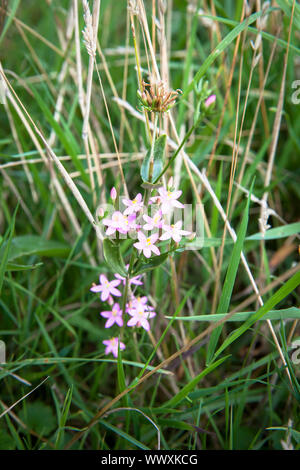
(92, 185, 190, 358)
(102, 186, 190, 258)
(90, 270, 156, 358)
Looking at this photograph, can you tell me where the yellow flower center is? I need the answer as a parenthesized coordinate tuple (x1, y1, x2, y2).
(146, 238, 152, 246)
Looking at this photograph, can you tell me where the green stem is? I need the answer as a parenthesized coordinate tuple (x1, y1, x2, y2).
(144, 113, 159, 207)
(121, 249, 136, 335)
(153, 115, 201, 184)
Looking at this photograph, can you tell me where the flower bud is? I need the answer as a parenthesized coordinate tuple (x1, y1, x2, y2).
(204, 94, 216, 109)
(110, 187, 117, 201)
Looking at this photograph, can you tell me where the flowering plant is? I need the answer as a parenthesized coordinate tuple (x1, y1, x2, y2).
(89, 89, 197, 356)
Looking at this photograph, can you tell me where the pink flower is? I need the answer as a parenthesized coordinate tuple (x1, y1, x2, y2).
(102, 337, 125, 358)
(102, 211, 136, 236)
(160, 221, 191, 243)
(90, 274, 122, 301)
(122, 193, 144, 215)
(133, 231, 160, 258)
(157, 187, 184, 214)
(100, 303, 123, 328)
(114, 265, 143, 286)
(127, 299, 156, 331)
(143, 210, 163, 231)
(204, 94, 216, 109)
(126, 295, 156, 331)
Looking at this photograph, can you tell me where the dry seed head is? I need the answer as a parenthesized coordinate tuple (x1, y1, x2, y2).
(82, 0, 96, 57)
(127, 0, 140, 16)
(138, 79, 181, 113)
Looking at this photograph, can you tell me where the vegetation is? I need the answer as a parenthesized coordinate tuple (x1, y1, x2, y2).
(0, 0, 299, 450)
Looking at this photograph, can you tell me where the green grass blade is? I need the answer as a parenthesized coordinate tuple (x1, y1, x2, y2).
(213, 269, 300, 360)
(206, 186, 252, 364)
(166, 307, 300, 322)
(182, 9, 271, 98)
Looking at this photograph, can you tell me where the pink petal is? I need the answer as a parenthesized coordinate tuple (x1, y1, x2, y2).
(100, 274, 108, 284)
(105, 317, 116, 328)
(100, 311, 112, 318)
(143, 248, 151, 258)
(90, 285, 103, 293)
(150, 233, 159, 243)
(160, 232, 171, 241)
(172, 190, 182, 199)
(133, 241, 143, 250)
(127, 317, 137, 327)
(110, 287, 122, 297)
(172, 200, 185, 208)
(115, 317, 123, 327)
(151, 245, 160, 256)
(140, 318, 150, 331)
(100, 290, 109, 301)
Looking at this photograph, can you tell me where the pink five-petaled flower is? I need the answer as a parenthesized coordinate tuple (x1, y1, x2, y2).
(143, 210, 163, 231)
(100, 303, 123, 328)
(156, 187, 184, 214)
(114, 265, 143, 286)
(90, 274, 122, 301)
(102, 211, 136, 236)
(102, 337, 125, 358)
(122, 193, 144, 216)
(127, 305, 156, 331)
(160, 221, 191, 243)
(133, 231, 160, 258)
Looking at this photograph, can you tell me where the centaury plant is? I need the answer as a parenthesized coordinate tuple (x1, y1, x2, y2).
(0, 0, 299, 452)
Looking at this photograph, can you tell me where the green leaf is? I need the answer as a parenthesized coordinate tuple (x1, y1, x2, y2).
(213, 269, 300, 361)
(5, 262, 43, 271)
(135, 286, 195, 383)
(99, 419, 150, 450)
(246, 222, 300, 241)
(166, 307, 300, 322)
(0, 0, 20, 46)
(0, 205, 18, 295)
(0, 429, 16, 450)
(141, 134, 166, 183)
(55, 386, 73, 449)
(7, 235, 70, 261)
(182, 9, 272, 99)
(163, 356, 230, 408)
(206, 185, 252, 364)
(103, 238, 127, 276)
(132, 252, 169, 276)
(19, 402, 56, 437)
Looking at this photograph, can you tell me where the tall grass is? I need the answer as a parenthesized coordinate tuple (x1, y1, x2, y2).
(0, 0, 299, 450)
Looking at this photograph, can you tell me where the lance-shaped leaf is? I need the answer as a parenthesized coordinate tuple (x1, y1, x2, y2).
(141, 134, 166, 183)
(103, 238, 127, 277)
(132, 252, 169, 276)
